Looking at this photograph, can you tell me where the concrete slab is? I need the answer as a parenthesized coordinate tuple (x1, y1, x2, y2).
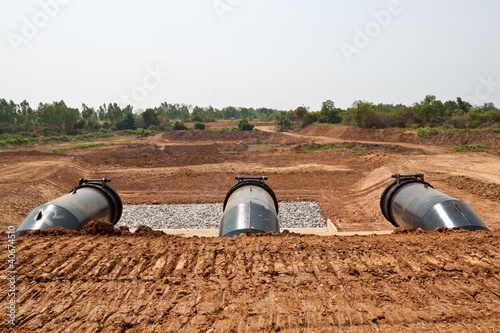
(128, 228, 393, 237)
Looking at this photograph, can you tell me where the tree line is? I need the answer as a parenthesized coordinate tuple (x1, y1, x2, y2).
(282, 96, 499, 131)
(1, 96, 499, 135)
(0, 99, 281, 134)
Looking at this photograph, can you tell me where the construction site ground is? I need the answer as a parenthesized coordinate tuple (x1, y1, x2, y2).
(1, 123, 499, 332)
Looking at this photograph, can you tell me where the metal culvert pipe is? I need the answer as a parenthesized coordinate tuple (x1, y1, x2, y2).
(15, 178, 122, 236)
(380, 174, 489, 232)
(219, 176, 280, 237)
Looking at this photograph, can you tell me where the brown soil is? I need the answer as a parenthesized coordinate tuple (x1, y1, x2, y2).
(300, 124, 500, 149)
(1, 226, 499, 332)
(1, 124, 500, 331)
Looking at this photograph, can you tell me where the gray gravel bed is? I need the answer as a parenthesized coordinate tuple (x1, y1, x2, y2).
(116, 202, 325, 229)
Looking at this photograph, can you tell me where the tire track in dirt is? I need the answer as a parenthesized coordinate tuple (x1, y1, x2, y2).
(2, 228, 499, 332)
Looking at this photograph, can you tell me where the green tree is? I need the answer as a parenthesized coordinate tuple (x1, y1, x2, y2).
(107, 103, 123, 124)
(142, 109, 160, 128)
(293, 106, 308, 122)
(191, 106, 206, 122)
(179, 105, 190, 122)
(300, 112, 319, 128)
(37, 102, 57, 126)
(160, 102, 181, 120)
(62, 105, 80, 133)
(457, 97, 472, 113)
(117, 113, 136, 130)
(346, 101, 376, 128)
(220, 106, 237, 120)
(18, 100, 35, 127)
(318, 100, 342, 124)
(0, 99, 18, 125)
(74, 119, 86, 129)
(413, 95, 445, 125)
(204, 105, 218, 122)
(87, 116, 100, 130)
(81, 103, 97, 120)
(276, 113, 292, 132)
(240, 107, 252, 119)
(97, 104, 107, 121)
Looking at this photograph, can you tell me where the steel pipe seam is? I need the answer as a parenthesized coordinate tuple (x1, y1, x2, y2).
(73, 180, 122, 225)
(219, 176, 280, 237)
(380, 176, 433, 227)
(15, 179, 123, 236)
(380, 174, 489, 232)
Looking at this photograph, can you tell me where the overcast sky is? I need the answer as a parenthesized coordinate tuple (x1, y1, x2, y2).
(1, 0, 499, 111)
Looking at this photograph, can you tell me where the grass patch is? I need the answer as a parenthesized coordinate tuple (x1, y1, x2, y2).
(209, 127, 240, 132)
(416, 149, 428, 155)
(0, 128, 165, 149)
(451, 143, 489, 152)
(415, 127, 441, 138)
(49, 141, 137, 152)
(300, 143, 368, 152)
(247, 144, 278, 152)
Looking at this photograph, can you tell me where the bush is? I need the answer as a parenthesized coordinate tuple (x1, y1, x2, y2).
(300, 113, 319, 129)
(238, 119, 254, 131)
(445, 115, 466, 129)
(117, 114, 136, 130)
(87, 117, 101, 130)
(66, 129, 78, 135)
(74, 119, 86, 129)
(276, 117, 292, 132)
(416, 127, 440, 138)
(173, 121, 188, 130)
(158, 124, 173, 132)
(194, 121, 205, 130)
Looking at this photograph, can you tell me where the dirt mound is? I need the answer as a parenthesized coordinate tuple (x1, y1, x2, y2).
(183, 121, 273, 129)
(83, 220, 117, 235)
(300, 124, 500, 148)
(19, 226, 77, 237)
(222, 141, 248, 152)
(133, 224, 167, 237)
(162, 143, 249, 155)
(3, 230, 499, 332)
(423, 130, 500, 148)
(444, 175, 500, 202)
(162, 130, 304, 145)
(294, 142, 423, 155)
(163, 144, 220, 155)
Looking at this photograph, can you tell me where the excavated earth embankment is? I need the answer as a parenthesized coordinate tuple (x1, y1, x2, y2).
(299, 124, 500, 149)
(1, 224, 499, 332)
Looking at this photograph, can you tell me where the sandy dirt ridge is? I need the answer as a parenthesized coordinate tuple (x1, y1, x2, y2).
(300, 124, 500, 150)
(0, 223, 499, 332)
